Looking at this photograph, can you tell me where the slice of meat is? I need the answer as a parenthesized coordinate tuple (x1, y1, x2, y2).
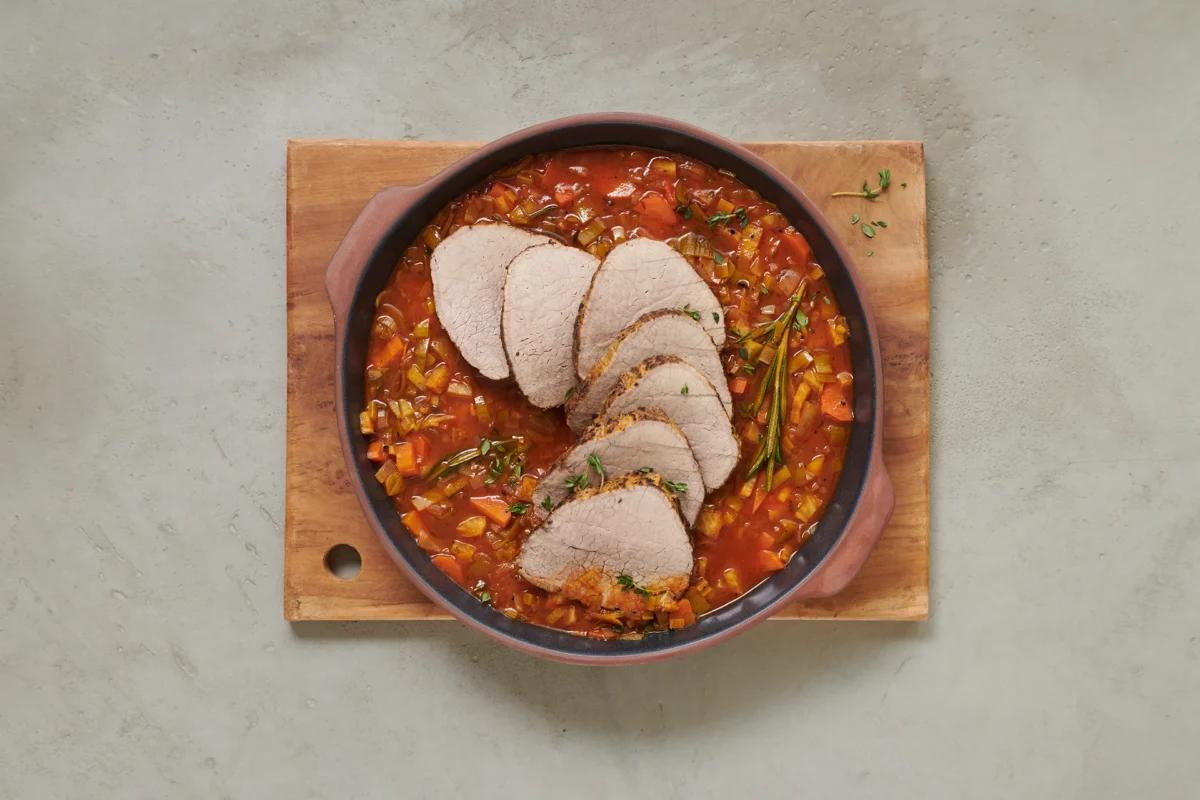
(598, 355, 739, 491)
(565, 309, 732, 432)
(501, 243, 599, 408)
(534, 408, 705, 524)
(430, 224, 552, 380)
(518, 473, 693, 610)
(574, 238, 725, 378)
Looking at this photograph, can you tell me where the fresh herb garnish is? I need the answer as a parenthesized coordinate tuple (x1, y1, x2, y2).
(738, 346, 749, 360)
(759, 284, 769, 296)
(792, 311, 809, 331)
(712, 311, 720, 324)
(540, 495, 555, 512)
(713, 251, 725, 265)
(663, 480, 688, 494)
(478, 590, 492, 605)
(679, 304, 701, 322)
(616, 574, 652, 598)
(707, 207, 749, 228)
(675, 203, 693, 220)
(866, 250, 874, 257)
(743, 283, 809, 491)
(565, 473, 589, 493)
(586, 453, 606, 484)
(850, 213, 861, 224)
(832, 169, 891, 200)
(861, 223, 876, 239)
(740, 363, 756, 376)
(872, 220, 888, 228)
(509, 502, 530, 517)
(680, 384, 689, 395)
(424, 436, 522, 482)
(822, 295, 832, 304)
(637, 467, 654, 474)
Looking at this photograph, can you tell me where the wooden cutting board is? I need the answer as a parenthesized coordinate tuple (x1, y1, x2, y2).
(285, 139, 929, 622)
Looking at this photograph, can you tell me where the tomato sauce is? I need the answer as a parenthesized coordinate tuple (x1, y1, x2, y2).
(362, 148, 854, 638)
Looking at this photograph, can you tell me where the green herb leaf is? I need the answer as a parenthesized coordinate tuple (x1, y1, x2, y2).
(793, 311, 809, 330)
(478, 590, 492, 604)
(637, 466, 654, 474)
(873, 220, 888, 228)
(565, 473, 589, 493)
(680, 384, 689, 395)
(713, 251, 725, 265)
(740, 363, 756, 375)
(866, 250, 874, 257)
(479, 438, 492, 455)
(675, 203, 693, 220)
(586, 453, 606, 484)
(832, 168, 892, 200)
(707, 207, 749, 228)
(540, 495, 555, 512)
(509, 502, 530, 517)
(738, 346, 749, 360)
(616, 574, 651, 598)
(712, 311, 720, 324)
(850, 213, 861, 224)
(679, 304, 701, 322)
(663, 480, 688, 494)
(861, 223, 876, 238)
(822, 295, 831, 305)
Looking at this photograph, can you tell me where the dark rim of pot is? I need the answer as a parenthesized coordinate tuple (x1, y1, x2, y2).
(334, 115, 879, 663)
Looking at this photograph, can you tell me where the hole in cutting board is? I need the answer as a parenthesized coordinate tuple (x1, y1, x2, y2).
(324, 544, 362, 580)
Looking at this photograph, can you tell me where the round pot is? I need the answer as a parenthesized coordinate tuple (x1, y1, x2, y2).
(325, 113, 893, 665)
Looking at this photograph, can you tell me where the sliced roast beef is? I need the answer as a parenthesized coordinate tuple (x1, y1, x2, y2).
(501, 243, 600, 408)
(573, 238, 725, 378)
(565, 309, 732, 432)
(598, 355, 739, 491)
(533, 408, 705, 524)
(430, 224, 551, 380)
(518, 473, 693, 607)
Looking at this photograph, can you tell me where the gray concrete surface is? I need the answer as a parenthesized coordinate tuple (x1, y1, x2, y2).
(2, 1, 1197, 797)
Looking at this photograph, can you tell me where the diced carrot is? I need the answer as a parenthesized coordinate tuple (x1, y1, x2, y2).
(668, 599, 696, 629)
(431, 553, 465, 584)
(392, 442, 420, 476)
(820, 383, 854, 422)
(376, 336, 407, 369)
(780, 231, 812, 265)
(402, 509, 430, 538)
(730, 376, 749, 395)
(758, 550, 786, 572)
(634, 192, 679, 228)
(366, 440, 386, 462)
(755, 530, 775, 549)
(408, 433, 431, 465)
(469, 495, 512, 527)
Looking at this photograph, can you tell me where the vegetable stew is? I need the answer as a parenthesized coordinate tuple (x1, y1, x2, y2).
(362, 148, 854, 638)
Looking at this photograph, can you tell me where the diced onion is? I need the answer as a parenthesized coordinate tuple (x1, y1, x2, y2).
(576, 217, 606, 247)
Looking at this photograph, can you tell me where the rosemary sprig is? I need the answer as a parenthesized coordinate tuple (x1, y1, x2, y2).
(744, 284, 807, 491)
(424, 436, 521, 482)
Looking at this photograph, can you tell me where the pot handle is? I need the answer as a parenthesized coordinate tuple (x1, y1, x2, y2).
(792, 439, 895, 600)
(325, 185, 421, 325)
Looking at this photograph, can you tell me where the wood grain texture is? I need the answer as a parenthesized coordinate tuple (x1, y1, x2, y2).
(285, 139, 929, 622)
